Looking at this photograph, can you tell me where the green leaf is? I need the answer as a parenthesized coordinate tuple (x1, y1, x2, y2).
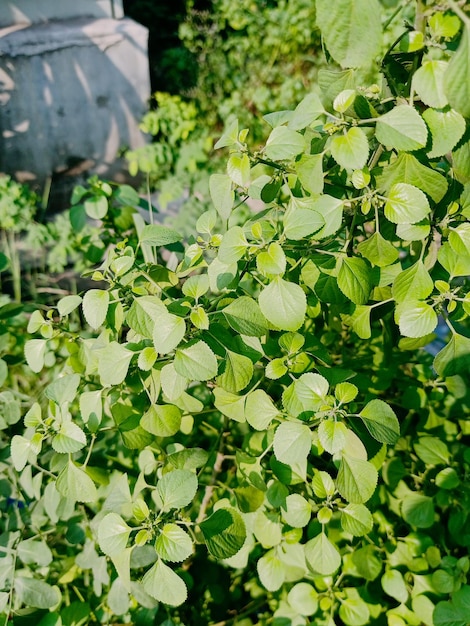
(213, 388, 246, 423)
(401, 494, 435, 528)
(330, 127, 369, 170)
(264, 126, 306, 160)
(227, 153, 251, 187)
(98, 342, 133, 386)
(289, 92, 325, 130)
(52, 420, 87, 454)
(57, 294, 82, 317)
(245, 389, 280, 430)
(438, 242, 470, 277)
(141, 404, 182, 437)
(56, 459, 97, 503)
(378, 152, 448, 203)
(24, 338, 47, 373)
(18, 539, 53, 567)
(282, 493, 312, 528)
(283, 203, 324, 241)
(209, 174, 234, 221)
(319, 420, 349, 455)
(79, 389, 102, 424)
(214, 118, 239, 149)
(444, 24, 470, 118)
(434, 587, 470, 626)
(412, 60, 449, 108)
(0, 251, 9, 272)
(294, 372, 329, 411)
(98, 512, 131, 556)
(140, 224, 182, 247)
(82, 289, 110, 330)
(392, 261, 434, 303)
(14, 577, 61, 609)
(375, 105, 428, 152)
(142, 559, 187, 606)
(127, 296, 166, 338)
(174, 340, 218, 381)
(257, 550, 285, 591)
(222, 296, 269, 336)
(218, 226, 248, 264)
(11, 435, 34, 472)
(295, 153, 324, 195)
(359, 399, 400, 444)
(316, 0, 382, 68)
(156, 469, 198, 511)
(84, 195, 108, 219)
(436, 467, 460, 490)
(208, 257, 238, 292)
(161, 363, 187, 401)
(309, 195, 343, 241)
(153, 313, 186, 354)
(287, 582, 319, 617)
(155, 524, 194, 562)
(200, 507, 246, 559)
(217, 350, 253, 393)
(273, 422, 312, 465)
(305, 532, 341, 576)
(336, 454, 378, 503)
(357, 231, 399, 267)
(258, 277, 307, 331)
(414, 436, 450, 465)
(45, 373, 80, 405)
(434, 333, 470, 377)
(449, 223, 470, 255)
(424, 108, 466, 158)
(341, 503, 373, 536)
(395, 300, 438, 338)
(339, 594, 370, 626)
(385, 183, 430, 224)
(337, 257, 372, 304)
(265, 358, 288, 379)
(256, 242, 287, 275)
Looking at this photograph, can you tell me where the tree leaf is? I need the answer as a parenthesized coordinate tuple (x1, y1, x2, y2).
(82, 289, 110, 329)
(218, 226, 248, 264)
(305, 532, 341, 576)
(395, 300, 438, 338)
(139, 224, 182, 246)
(375, 105, 428, 152)
(282, 493, 312, 528)
(401, 494, 435, 528)
(222, 296, 269, 336)
(287, 582, 319, 617)
(217, 350, 253, 393)
(359, 399, 400, 444)
(336, 454, 378, 503)
(84, 195, 108, 219)
(357, 231, 399, 267)
(155, 524, 194, 562)
(153, 313, 186, 354)
(316, 0, 382, 68)
(17, 539, 53, 567)
(283, 205, 324, 241)
(434, 333, 470, 377)
(98, 342, 133, 386)
(384, 183, 430, 224)
(174, 340, 218, 381)
(57, 295, 82, 317)
(256, 242, 287, 275)
(289, 92, 325, 130)
(444, 24, 470, 118)
(392, 261, 434, 303)
(330, 127, 369, 170)
(258, 277, 307, 331)
(45, 373, 80, 405)
(98, 512, 131, 556)
(227, 153, 251, 187)
(313, 195, 344, 239)
(337, 256, 372, 304)
(341, 503, 373, 536)
(52, 420, 87, 454)
(264, 126, 306, 160)
(294, 373, 329, 411)
(213, 388, 247, 423)
(257, 549, 285, 591)
(245, 389, 280, 430)
(142, 559, 187, 606)
(412, 60, 449, 108)
(156, 469, 198, 511)
(200, 507, 246, 559)
(273, 421, 312, 465)
(14, 577, 61, 609)
(424, 108, 466, 158)
(56, 459, 97, 503)
(209, 174, 234, 221)
(141, 404, 182, 437)
(295, 153, 324, 194)
(318, 420, 349, 454)
(24, 339, 47, 373)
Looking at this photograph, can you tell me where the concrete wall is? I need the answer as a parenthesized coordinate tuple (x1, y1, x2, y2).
(0, 2, 149, 186)
(0, 0, 124, 27)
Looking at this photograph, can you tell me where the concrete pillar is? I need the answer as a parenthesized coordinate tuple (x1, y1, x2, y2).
(0, 2, 149, 186)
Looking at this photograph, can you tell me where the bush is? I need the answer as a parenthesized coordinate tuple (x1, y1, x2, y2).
(3, 1, 470, 625)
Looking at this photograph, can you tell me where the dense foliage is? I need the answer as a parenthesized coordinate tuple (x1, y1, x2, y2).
(2, 1, 470, 625)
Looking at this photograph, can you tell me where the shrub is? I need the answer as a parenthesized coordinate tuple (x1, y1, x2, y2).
(3, 1, 470, 625)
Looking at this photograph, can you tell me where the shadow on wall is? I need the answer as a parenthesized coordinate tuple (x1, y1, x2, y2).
(0, 3, 150, 194)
